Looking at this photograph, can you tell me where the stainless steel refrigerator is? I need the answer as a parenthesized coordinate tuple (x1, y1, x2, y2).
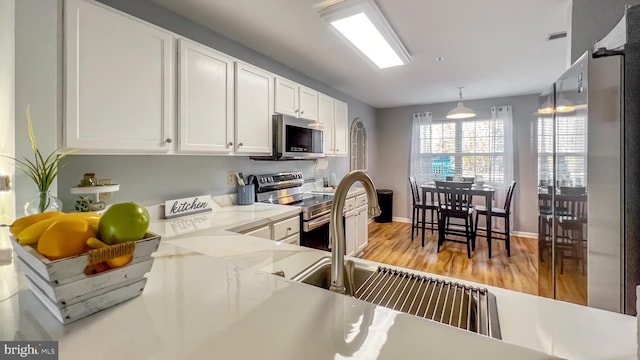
(537, 4, 640, 315)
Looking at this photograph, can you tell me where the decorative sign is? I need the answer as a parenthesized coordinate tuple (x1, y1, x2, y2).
(164, 195, 213, 219)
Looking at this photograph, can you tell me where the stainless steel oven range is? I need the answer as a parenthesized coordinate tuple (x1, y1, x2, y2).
(250, 172, 333, 251)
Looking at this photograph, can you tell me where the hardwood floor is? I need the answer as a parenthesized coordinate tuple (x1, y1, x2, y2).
(359, 221, 587, 305)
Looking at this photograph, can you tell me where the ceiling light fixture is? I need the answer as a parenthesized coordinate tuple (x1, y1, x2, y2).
(319, 0, 411, 69)
(446, 87, 476, 120)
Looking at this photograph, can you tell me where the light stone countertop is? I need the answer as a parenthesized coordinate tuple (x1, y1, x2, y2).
(0, 192, 636, 359)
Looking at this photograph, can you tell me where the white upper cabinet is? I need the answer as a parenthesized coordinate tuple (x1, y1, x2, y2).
(298, 85, 319, 121)
(318, 94, 335, 156)
(274, 77, 298, 117)
(178, 39, 234, 154)
(274, 77, 319, 121)
(235, 62, 274, 154)
(318, 94, 348, 156)
(65, 0, 174, 153)
(333, 99, 349, 156)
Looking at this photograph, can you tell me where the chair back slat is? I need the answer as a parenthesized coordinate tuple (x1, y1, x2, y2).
(408, 177, 420, 205)
(557, 194, 587, 220)
(434, 181, 472, 216)
(504, 181, 517, 213)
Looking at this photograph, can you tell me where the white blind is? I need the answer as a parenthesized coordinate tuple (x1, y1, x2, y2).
(415, 114, 508, 186)
(537, 113, 586, 186)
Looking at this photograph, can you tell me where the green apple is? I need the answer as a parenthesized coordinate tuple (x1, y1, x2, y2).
(98, 202, 150, 244)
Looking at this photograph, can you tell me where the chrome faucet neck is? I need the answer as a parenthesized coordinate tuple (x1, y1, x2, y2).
(328, 170, 381, 294)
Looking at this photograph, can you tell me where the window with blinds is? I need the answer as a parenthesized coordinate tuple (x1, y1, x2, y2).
(417, 118, 506, 185)
(537, 114, 586, 187)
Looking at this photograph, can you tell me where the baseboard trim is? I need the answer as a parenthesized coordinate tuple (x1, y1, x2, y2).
(511, 231, 537, 239)
(392, 217, 411, 223)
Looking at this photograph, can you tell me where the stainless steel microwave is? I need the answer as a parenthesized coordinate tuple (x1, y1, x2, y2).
(252, 114, 324, 160)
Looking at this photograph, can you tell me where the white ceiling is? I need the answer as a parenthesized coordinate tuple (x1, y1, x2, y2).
(150, 0, 571, 108)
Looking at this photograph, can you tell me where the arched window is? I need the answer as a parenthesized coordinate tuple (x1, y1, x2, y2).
(350, 118, 367, 171)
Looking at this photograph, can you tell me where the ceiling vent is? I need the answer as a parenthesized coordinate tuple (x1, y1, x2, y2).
(547, 31, 567, 41)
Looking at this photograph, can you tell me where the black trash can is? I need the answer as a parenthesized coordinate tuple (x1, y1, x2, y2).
(375, 189, 393, 223)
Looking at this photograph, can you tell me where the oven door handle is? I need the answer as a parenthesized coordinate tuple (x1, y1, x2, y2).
(304, 213, 331, 232)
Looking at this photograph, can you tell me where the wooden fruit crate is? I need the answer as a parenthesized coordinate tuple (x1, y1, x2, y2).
(10, 233, 161, 324)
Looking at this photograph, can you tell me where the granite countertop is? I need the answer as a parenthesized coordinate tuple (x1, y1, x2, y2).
(0, 195, 636, 359)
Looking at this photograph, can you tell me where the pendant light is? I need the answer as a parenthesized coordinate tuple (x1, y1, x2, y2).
(446, 87, 476, 119)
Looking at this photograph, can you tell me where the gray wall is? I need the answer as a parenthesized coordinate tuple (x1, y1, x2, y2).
(571, 0, 640, 62)
(14, 0, 62, 212)
(13, 0, 376, 210)
(373, 94, 540, 234)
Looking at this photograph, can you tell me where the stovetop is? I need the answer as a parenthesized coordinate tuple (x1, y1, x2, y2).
(251, 171, 333, 220)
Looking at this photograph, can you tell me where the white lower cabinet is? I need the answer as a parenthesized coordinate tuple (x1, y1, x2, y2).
(355, 205, 369, 252)
(242, 215, 300, 246)
(345, 194, 369, 256)
(345, 209, 356, 256)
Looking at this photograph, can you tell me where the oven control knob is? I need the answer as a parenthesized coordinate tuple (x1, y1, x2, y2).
(268, 176, 273, 182)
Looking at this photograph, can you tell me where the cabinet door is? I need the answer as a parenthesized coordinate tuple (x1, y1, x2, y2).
(271, 215, 300, 241)
(356, 205, 369, 252)
(235, 62, 273, 154)
(333, 99, 349, 156)
(274, 77, 298, 117)
(65, 0, 174, 153)
(318, 94, 335, 155)
(298, 85, 319, 121)
(178, 39, 234, 154)
(345, 210, 356, 256)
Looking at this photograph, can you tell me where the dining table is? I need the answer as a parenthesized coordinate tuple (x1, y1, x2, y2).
(420, 182, 497, 257)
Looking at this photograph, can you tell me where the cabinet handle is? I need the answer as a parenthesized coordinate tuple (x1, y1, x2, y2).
(287, 227, 292, 231)
(227, 142, 233, 147)
(165, 138, 172, 144)
(295, 109, 299, 113)
(300, 110, 305, 115)
(238, 142, 243, 147)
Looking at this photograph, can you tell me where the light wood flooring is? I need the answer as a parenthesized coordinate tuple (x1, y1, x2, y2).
(359, 221, 587, 305)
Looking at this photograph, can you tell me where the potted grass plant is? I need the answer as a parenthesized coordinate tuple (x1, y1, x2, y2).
(4, 106, 75, 214)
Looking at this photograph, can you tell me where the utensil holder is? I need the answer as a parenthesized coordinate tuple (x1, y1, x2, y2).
(237, 184, 255, 205)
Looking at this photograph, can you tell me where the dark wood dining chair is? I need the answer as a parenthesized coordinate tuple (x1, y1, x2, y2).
(434, 181, 475, 258)
(474, 181, 516, 257)
(408, 177, 438, 246)
(555, 191, 587, 274)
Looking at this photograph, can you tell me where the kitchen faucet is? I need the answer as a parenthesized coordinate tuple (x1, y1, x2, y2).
(329, 170, 381, 294)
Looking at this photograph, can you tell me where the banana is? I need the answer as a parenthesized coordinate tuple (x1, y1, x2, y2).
(16, 216, 65, 245)
(86, 237, 108, 249)
(10, 211, 63, 236)
(86, 237, 133, 268)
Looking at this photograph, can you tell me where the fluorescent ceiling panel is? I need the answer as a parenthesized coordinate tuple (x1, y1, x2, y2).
(319, 0, 410, 70)
(331, 13, 404, 69)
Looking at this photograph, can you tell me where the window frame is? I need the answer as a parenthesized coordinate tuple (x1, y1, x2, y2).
(417, 117, 507, 186)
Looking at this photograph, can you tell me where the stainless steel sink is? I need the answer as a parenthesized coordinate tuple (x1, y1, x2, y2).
(291, 257, 375, 292)
(292, 257, 502, 340)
